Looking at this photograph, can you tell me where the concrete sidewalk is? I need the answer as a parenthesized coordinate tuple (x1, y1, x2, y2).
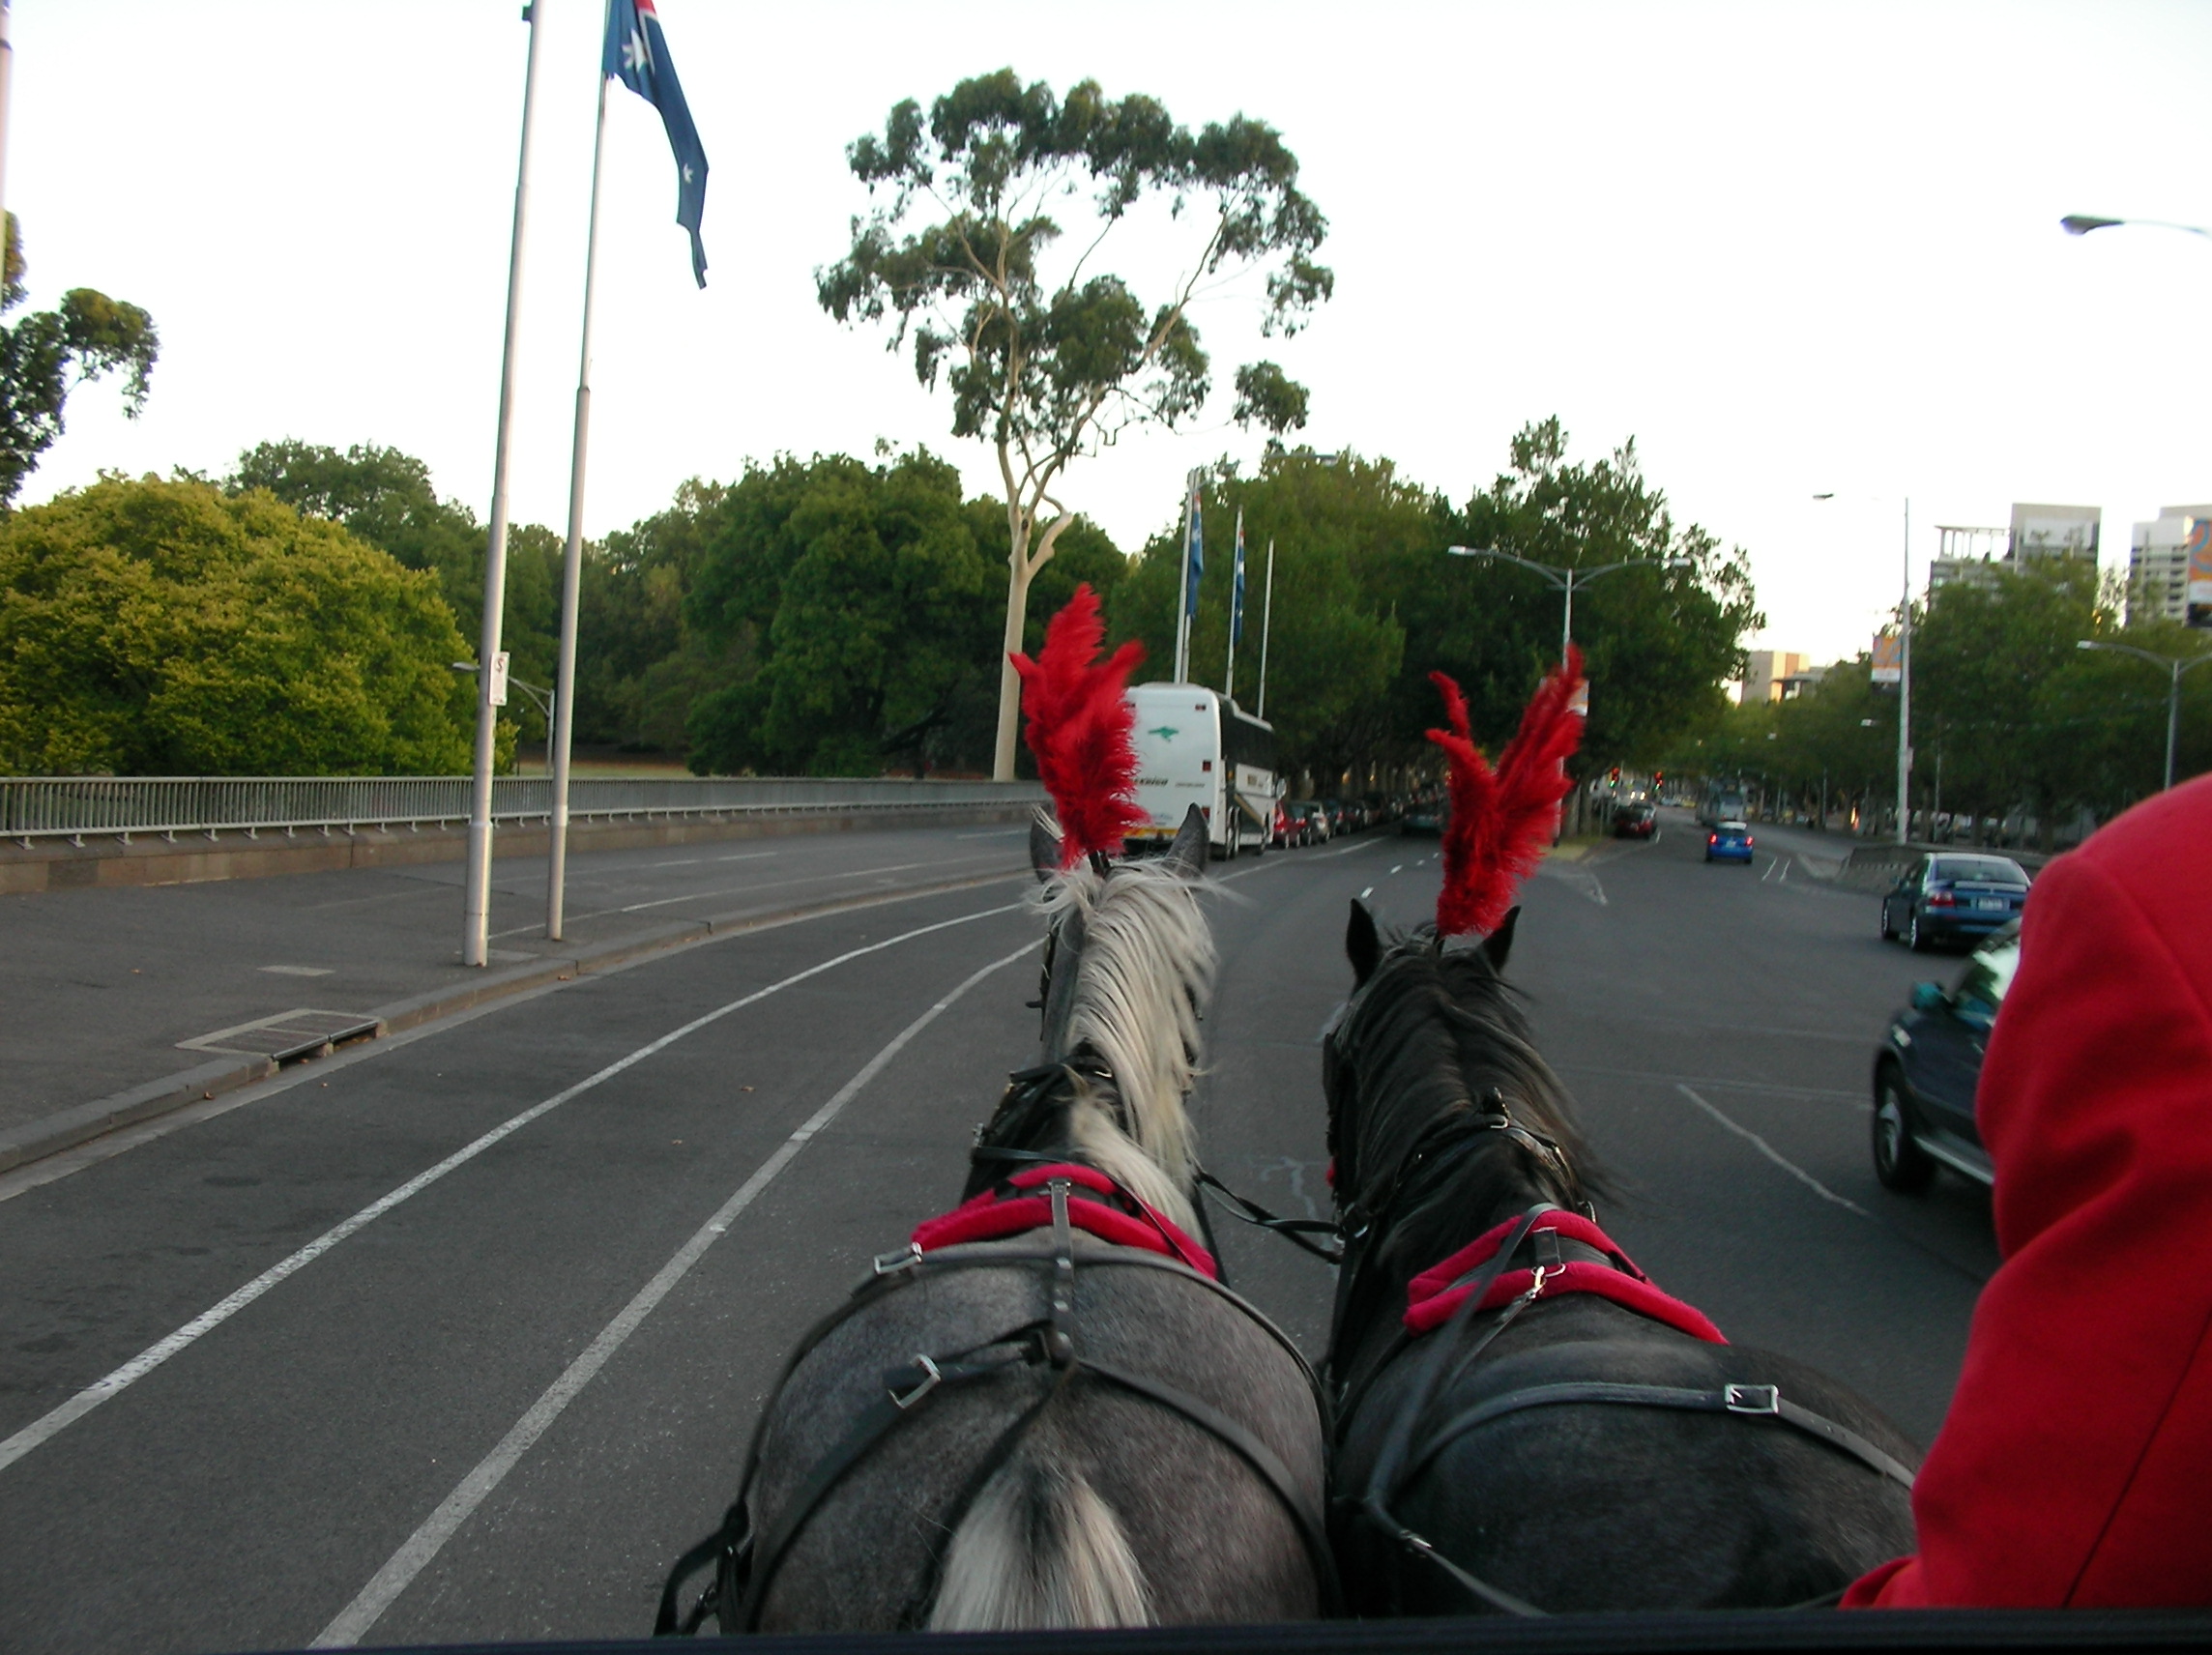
(0, 821, 1033, 1173)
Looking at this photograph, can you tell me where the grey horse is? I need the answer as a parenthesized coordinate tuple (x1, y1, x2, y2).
(657, 807, 1332, 1634)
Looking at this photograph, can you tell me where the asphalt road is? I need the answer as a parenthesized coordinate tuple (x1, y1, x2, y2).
(0, 812, 1998, 1653)
(0, 821, 1034, 1126)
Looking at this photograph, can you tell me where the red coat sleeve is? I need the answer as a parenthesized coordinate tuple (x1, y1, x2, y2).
(1848, 779, 2212, 1608)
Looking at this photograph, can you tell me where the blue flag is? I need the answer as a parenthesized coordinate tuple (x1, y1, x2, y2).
(1231, 511, 1247, 647)
(1182, 483, 1205, 622)
(603, 0, 709, 287)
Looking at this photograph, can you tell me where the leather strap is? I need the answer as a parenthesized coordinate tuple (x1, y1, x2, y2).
(1079, 1354, 1343, 1616)
(1195, 1166, 1345, 1265)
(1404, 1379, 1917, 1494)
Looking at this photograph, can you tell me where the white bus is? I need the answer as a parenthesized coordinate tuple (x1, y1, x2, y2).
(1123, 682, 1281, 858)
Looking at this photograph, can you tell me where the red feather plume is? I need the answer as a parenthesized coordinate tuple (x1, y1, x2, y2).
(1010, 584, 1149, 868)
(1427, 648, 1586, 937)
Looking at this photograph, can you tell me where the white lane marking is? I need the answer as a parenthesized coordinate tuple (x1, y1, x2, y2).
(957, 828, 1026, 839)
(0, 902, 1022, 1479)
(715, 852, 777, 863)
(1389, 864, 1404, 876)
(258, 966, 334, 977)
(1358, 886, 1375, 900)
(616, 856, 1005, 915)
(310, 937, 1040, 1648)
(1675, 1085, 1868, 1217)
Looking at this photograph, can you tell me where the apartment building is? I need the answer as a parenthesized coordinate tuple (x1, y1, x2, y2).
(2128, 505, 2212, 624)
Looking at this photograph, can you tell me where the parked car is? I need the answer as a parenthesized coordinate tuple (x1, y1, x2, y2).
(1879, 853, 2031, 952)
(1872, 921, 2016, 1192)
(1400, 799, 1443, 835)
(1613, 800, 1658, 839)
(1704, 820, 1754, 863)
(1286, 800, 1331, 843)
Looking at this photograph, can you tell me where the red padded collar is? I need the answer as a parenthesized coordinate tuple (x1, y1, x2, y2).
(1406, 1207, 1724, 1343)
(912, 1163, 1218, 1280)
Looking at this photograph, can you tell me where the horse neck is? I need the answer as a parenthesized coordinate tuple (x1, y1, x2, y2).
(1332, 966, 1578, 1368)
(1039, 862, 1215, 1203)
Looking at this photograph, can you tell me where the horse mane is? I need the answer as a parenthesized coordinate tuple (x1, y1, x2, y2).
(1032, 858, 1215, 1227)
(1330, 929, 1605, 1233)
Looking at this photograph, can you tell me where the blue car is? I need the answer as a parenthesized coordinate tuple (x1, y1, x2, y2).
(1880, 852, 2031, 951)
(1703, 819, 1754, 863)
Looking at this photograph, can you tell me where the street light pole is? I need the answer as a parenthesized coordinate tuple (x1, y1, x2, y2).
(2076, 639, 2212, 791)
(1445, 545, 1691, 660)
(1814, 492, 1913, 844)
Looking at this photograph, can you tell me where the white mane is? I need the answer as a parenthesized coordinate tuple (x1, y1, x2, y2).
(1033, 853, 1216, 1232)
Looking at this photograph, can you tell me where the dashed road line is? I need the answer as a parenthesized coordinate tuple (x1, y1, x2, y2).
(1675, 1084, 1868, 1216)
(0, 902, 1025, 1480)
(310, 936, 1041, 1648)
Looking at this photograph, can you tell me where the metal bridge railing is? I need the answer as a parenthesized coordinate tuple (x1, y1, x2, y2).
(1, 776, 1043, 846)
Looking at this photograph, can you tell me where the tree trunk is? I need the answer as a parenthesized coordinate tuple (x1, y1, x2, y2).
(993, 548, 1033, 782)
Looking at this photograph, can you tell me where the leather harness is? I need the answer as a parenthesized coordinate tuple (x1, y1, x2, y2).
(1343, 1189, 1919, 1617)
(655, 1075, 1342, 1636)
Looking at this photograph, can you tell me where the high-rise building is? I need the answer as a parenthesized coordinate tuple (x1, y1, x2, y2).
(1929, 525, 2007, 596)
(2128, 505, 2212, 625)
(1741, 650, 1808, 705)
(2009, 503, 2101, 567)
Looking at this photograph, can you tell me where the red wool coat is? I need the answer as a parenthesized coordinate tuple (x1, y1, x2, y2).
(1848, 773, 2212, 1607)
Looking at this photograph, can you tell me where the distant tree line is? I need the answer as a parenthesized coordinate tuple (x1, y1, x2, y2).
(1, 420, 1765, 782)
(1676, 561, 2210, 839)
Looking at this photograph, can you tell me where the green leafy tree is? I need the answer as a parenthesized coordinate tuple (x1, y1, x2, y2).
(0, 476, 471, 774)
(817, 69, 1331, 779)
(0, 218, 160, 505)
(684, 450, 1018, 776)
(1113, 448, 1410, 786)
(1425, 420, 1758, 769)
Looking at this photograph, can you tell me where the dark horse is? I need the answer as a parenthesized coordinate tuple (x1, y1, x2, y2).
(657, 808, 1331, 1634)
(1322, 901, 1921, 1615)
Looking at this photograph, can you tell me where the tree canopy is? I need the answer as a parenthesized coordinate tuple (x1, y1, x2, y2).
(1674, 563, 2210, 837)
(1110, 426, 1760, 794)
(684, 448, 1125, 776)
(0, 476, 472, 774)
(0, 217, 160, 506)
(817, 69, 1331, 778)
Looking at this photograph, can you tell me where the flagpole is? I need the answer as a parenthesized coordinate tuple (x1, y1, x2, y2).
(547, 71, 612, 941)
(1225, 508, 1241, 703)
(1174, 473, 1195, 683)
(462, 0, 548, 968)
(1258, 537, 1275, 720)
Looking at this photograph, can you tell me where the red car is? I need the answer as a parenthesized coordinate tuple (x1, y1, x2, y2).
(1613, 801, 1658, 839)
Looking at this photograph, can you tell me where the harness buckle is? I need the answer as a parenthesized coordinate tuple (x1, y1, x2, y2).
(889, 1353, 943, 1410)
(874, 1242, 922, 1275)
(1725, 1382, 1780, 1415)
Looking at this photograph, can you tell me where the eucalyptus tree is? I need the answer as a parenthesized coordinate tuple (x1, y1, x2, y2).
(0, 218, 159, 506)
(817, 69, 1331, 777)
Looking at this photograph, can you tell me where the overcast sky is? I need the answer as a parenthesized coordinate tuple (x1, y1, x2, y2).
(12, 1, 2210, 670)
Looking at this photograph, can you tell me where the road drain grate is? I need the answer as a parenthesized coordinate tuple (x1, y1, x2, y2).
(177, 1008, 385, 1063)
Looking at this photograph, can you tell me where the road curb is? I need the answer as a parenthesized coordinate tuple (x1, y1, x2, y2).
(0, 867, 1025, 1176)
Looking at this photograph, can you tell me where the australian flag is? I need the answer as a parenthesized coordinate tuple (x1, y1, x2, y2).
(1231, 510, 1247, 647)
(1182, 482, 1205, 623)
(604, 0, 708, 286)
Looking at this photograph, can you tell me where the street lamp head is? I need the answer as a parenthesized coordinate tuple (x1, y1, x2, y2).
(1444, 544, 1490, 559)
(2076, 639, 2098, 650)
(2060, 214, 2125, 237)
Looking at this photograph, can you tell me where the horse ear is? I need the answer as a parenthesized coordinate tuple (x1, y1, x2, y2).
(1347, 898, 1383, 986)
(1161, 804, 1208, 879)
(1030, 816, 1063, 883)
(1481, 906, 1521, 973)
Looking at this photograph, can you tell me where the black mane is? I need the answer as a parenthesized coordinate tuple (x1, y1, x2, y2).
(1325, 927, 1611, 1351)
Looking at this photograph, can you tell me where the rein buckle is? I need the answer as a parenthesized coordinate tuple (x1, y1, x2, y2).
(873, 1243, 922, 1276)
(1725, 1382, 1780, 1415)
(889, 1353, 943, 1410)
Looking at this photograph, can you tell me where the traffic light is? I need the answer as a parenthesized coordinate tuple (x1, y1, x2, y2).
(1653, 769, 1664, 786)
(1609, 768, 1621, 787)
